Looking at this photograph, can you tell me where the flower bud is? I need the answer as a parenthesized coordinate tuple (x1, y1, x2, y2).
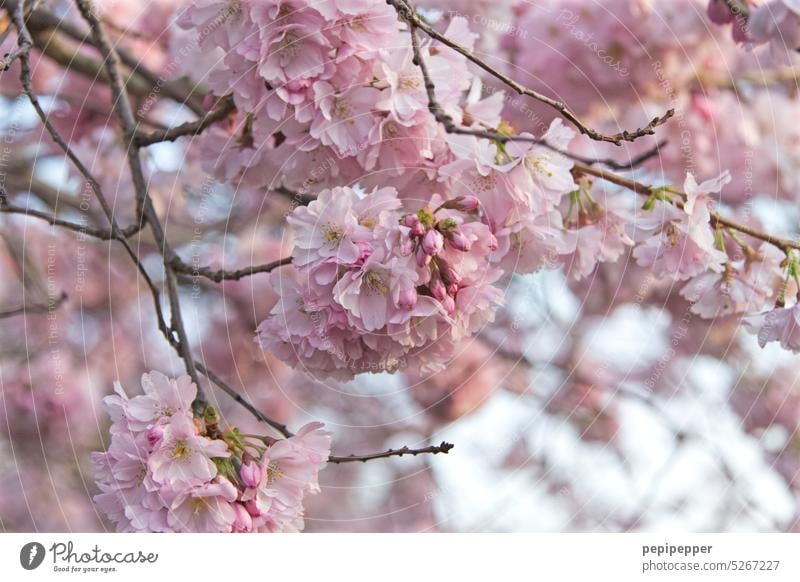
(707, 0, 734, 24)
(398, 286, 418, 310)
(429, 276, 447, 301)
(233, 503, 253, 532)
(446, 228, 471, 252)
(240, 460, 263, 489)
(440, 195, 481, 212)
(422, 229, 444, 255)
(403, 213, 425, 236)
(415, 245, 431, 267)
(354, 241, 373, 267)
(441, 294, 456, 316)
(438, 260, 462, 287)
(454, 195, 480, 212)
(244, 500, 262, 518)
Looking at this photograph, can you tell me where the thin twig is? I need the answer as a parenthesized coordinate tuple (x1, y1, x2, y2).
(194, 362, 294, 438)
(328, 442, 454, 463)
(169, 256, 292, 283)
(134, 96, 235, 146)
(0, 198, 142, 240)
(0, 0, 32, 71)
(0, 291, 67, 318)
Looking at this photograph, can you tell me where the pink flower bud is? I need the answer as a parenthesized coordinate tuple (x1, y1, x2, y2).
(146, 426, 164, 448)
(403, 213, 425, 236)
(429, 276, 447, 301)
(441, 195, 481, 212)
(707, 0, 734, 25)
(446, 228, 471, 252)
(455, 195, 481, 212)
(240, 460, 263, 489)
(398, 286, 418, 310)
(441, 294, 456, 316)
(244, 500, 262, 518)
(232, 503, 253, 532)
(438, 260, 462, 287)
(447, 282, 459, 296)
(415, 245, 431, 267)
(422, 229, 444, 255)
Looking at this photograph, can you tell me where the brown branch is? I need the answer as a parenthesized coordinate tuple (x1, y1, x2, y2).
(194, 362, 293, 438)
(393, 0, 673, 146)
(404, 16, 800, 258)
(0, 0, 31, 71)
(134, 96, 235, 146)
(169, 255, 292, 283)
(0, 291, 67, 318)
(328, 442, 454, 464)
(0, 196, 142, 240)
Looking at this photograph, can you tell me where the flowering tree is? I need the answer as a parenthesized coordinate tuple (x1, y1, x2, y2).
(2, 0, 800, 532)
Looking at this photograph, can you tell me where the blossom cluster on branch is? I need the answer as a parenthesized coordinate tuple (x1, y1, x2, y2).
(93, 372, 330, 532)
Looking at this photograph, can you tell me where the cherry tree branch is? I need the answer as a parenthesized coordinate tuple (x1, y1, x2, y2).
(0, 291, 67, 318)
(328, 442, 454, 464)
(169, 255, 292, 282)
(392, 0, 674, 145)
(0, 0, 31, 71)
(133, 96, 236, 146)
(572, 163, 800, 253)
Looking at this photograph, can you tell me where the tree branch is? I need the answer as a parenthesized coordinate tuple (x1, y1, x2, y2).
(572, 163, 800, 253)
(169, 255, 292, 283)
(133, 95, 235, 146)
(0, 291, 67, 318)
(328, 442, 455, 464)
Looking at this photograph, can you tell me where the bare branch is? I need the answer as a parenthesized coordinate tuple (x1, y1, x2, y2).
(169, 255, 292, 283)
(0, 291, 67, 318)
(328, 442, 455, 464)
(134, 96, 235, 146)
(0, 0, 32, 71)
(0, 195, 142, 240)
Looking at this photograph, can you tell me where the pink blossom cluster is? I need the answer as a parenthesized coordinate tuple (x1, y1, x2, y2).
(256, 186, 503, 378)
(93, 372, 330, 532)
